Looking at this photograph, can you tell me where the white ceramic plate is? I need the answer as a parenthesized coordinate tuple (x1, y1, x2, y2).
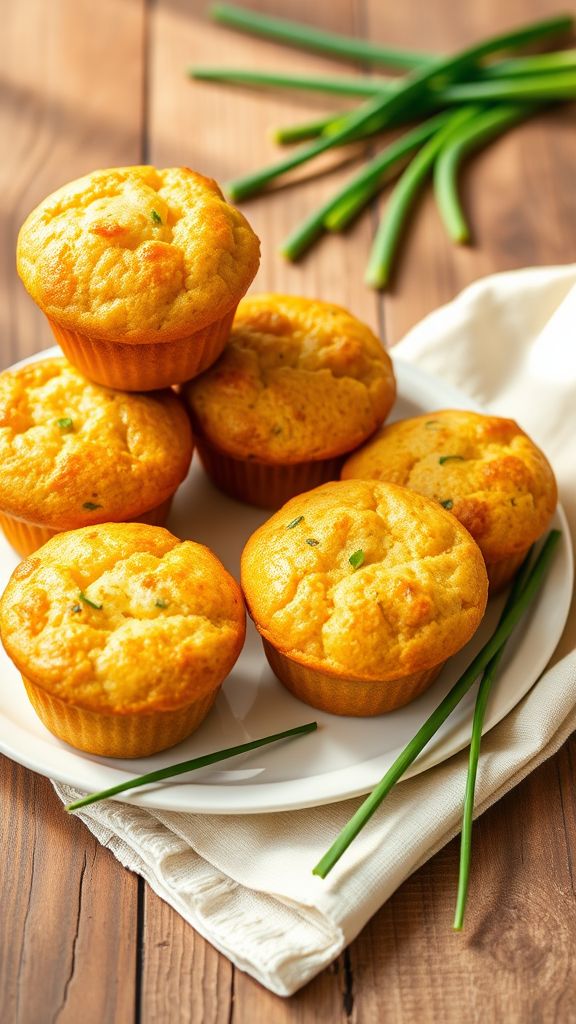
(0, 351, 572, 813)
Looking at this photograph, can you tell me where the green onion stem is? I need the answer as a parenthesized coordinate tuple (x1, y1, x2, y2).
(210, 3, 433, 71)
(66, 721, 317, 811)
(275, 108, 413, 147)
(452, 547, 535, 932)
(274, 114, 343, 145)
(312, 530, 561, 879)
(190, 67, 394, 97)
(281, 112, 452, 261)
(225, 14, 573, 202)
(440, 71, 576, 103)
(479, 49, 576, 78)
(365, 106, 480, 289)
(434, 103, 537, 243)
(323, 175, 395, 233)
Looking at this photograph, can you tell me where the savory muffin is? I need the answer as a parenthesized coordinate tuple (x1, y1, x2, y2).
(0, 523, 245, 757)
(341, 410, 557, 591)
(0, 357, 193, 556)
(241, 480, 488, 716)
(16, 166, 260, 390)
(185, 294, 396, 508)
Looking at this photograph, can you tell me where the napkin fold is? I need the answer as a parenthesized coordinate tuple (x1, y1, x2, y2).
(55, 265, 576, 997)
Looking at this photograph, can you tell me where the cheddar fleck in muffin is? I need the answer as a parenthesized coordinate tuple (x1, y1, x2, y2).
(17, 166, 260, 390)
(0, 523, 245, 756)
(341, 410, 557, 591)
(185, 294, 396, 508)
(0, 357, 193, 556)
(241, 480, 488, 716)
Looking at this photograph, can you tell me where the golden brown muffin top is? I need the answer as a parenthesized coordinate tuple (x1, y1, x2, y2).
(0, 358, 193, 528)
(0, 523, 245, 712)
(341, 410, 557, 563)
(241, 480, 488, 682)
(185, 294, 396, 463)
(16, 166, 260, 343)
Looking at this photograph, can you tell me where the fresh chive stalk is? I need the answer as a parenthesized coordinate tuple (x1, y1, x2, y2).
(210, 3, 433, 71)
(323, 179, 388, 233)
(440, 71, 576, 103)
(434, 103, 537, 243)
(282, 112, 452, 261)
(274, 108, 414, 147)
(274, 114, 343, 145)
(452, 547, 535, 931)
(190, 67, 394, 97)
(226, 14, 573, 202)
(365, 106, 480, 289)
(66, 721, 318, 811)
(312, 530, 561, 879)
(478, 49, 576, 79)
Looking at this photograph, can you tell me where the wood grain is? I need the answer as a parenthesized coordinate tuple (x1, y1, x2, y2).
(0, 0, 575, 1020)
(141, 898, 233, 1024)
(0, 761, 138, 1024)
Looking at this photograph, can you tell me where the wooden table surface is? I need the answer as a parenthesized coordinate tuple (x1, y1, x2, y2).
(1, 1, 575, 1021)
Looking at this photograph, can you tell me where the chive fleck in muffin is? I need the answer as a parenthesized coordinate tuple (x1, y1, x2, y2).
(241, 480, 488, 716)
(341, 410, 558, 591)
(0, 523, 245, 757)
(0, 357, 193, 556)
(16, 166, 260, 390)
(185, 294, 396, 508)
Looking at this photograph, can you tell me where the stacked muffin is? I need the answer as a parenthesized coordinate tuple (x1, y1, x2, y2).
(0, 165, 558, 759)
(1, 165, 258, 755)
(185, 294, 396, 507)
(17, 166, 260, 390)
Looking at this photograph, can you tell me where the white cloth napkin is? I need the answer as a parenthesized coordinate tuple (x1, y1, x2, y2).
(54, 265, 576, 997)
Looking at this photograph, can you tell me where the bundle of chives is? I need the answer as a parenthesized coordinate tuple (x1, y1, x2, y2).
(190, 6, 574, 284)
(225, 15, 573, 202)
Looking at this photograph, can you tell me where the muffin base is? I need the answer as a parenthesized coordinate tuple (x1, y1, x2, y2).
(22, 675, 219, 758)
(486, 547, 531, 594)
(47, 307, 236, 391)
(195, 435, 344, 509)
(0, 495, 173, 558)
(263, 641, 444, 716)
